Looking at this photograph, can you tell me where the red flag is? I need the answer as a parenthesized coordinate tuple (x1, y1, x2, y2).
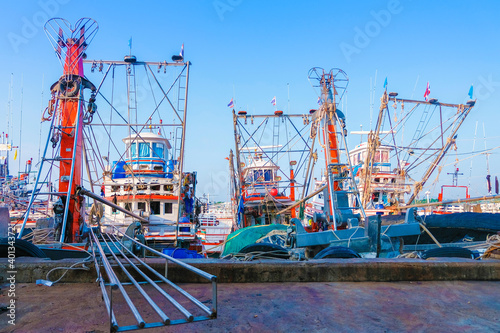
(424, 82, 430, 101)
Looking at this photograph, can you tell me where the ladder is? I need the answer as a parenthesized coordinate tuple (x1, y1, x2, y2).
(82, 128, 101, 193)
(272, 116, 280, 163)
(18, 99, 83, 242)
(173, 71, 187, 160)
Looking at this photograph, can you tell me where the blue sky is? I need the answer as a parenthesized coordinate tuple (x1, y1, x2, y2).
(1, 0, 499, 200)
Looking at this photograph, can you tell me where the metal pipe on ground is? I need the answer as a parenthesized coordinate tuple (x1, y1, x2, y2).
(98, 233, 146, 328)
(113, 225, 217, 282)
(89, 234, 119, 331)
(100, 234, 171, 325)
(106, 234, 195, 322)
(109, 233, 213, 317)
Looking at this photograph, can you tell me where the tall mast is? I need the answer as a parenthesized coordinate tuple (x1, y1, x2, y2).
(25, 18, 99, 242)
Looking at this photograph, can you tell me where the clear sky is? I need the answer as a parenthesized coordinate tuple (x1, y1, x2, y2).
(1, 0, 499, 201)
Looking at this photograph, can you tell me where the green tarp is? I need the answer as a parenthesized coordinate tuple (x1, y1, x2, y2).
(221, 224, 289, 257)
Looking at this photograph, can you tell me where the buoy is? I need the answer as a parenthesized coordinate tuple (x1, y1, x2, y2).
(270, 188, 278, 196)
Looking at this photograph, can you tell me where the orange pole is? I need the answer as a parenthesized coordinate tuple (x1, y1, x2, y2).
(59, 40, 85, 242)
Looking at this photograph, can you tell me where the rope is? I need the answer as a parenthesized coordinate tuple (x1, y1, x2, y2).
(45, 255, 93, 284)
(223, 250, 290, 261)
(476, 234, 500, 259)
(418, 222, 442, 248)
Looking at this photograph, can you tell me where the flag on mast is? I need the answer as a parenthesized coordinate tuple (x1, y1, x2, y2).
(424, 82, 430, 101)
(271, 96, 276, 106)
(468, 85, 473, 99)
(227, 98, 234, 108)
(180, 43, 184, 58)
(383, 77, 387, 89)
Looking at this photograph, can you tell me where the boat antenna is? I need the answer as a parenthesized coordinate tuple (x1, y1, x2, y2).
(468, 121, 478, 189)
(287, 82, 290, 113)
(369, 70, 377, 129)
(483, 122, 491, 194)
(38, 75, 44, 164)
(410, 75, 420, 99)
(18, 74, 24, 174)
(7, 74, 13, 173)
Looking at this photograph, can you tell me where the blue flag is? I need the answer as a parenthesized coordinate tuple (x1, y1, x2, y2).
(383, 77, 387, 89)
(468, 85, 473, 99)
(128, 37, 132, 49)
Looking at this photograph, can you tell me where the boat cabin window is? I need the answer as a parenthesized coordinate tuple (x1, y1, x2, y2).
(152, 143, 164, 159)
(381, 151, 389, 163)
(139, 142, 150, 157)
(351, 155, 357, 165)
(151, 184, 160, 191)
(138, 202, 146, 212)
(130, 142, 137, 158)
(164, 202, 173, 214)
(252, 169, 273, 182)
(111, 185, 121, 192)
(150, 201, 160, 215)
(264, 169, 273, 181)
(164, 184, 174, 192)
(124, 202, 132, 211)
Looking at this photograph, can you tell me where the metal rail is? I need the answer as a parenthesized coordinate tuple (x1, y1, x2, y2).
(77, 186, 148, 223)
(395, 194, 500, 211)
(89, 223, 217, 332)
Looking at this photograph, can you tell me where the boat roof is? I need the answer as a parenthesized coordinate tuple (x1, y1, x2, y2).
(122, 132, 172, 149)
(350, 142, 392, 155)
(244, 154, 279, 170)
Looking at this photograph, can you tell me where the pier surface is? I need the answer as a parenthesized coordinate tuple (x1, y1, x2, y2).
(1, 258, 499, 332)
(1, 281, 499, 332)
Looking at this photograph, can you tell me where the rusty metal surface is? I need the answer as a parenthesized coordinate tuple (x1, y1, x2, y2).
(2, 281, 499, 332)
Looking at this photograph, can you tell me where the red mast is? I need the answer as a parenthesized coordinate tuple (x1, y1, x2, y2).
(46, 18, 99, 242)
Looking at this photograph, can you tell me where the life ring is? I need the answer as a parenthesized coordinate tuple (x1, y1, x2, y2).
(59, 77, 80, 97)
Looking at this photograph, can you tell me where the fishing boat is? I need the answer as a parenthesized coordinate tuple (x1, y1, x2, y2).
(79, 35, 200, 249)
(15, 17, 200, 256)
(229, 107, 312, 229)
(223, 68, 422, 259)
(353, 90, 476, 214)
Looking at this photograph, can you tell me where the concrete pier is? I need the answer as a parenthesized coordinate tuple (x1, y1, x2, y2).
(1, 257, 499, 283)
